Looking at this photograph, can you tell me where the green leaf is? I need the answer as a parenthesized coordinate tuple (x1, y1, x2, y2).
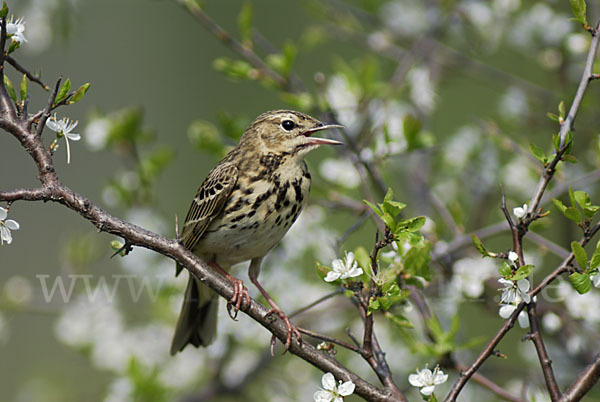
(499, 261, 513, 278)
(0, 2, 8, 19)
(398, 216, 425, 234)
(563, 155, 577, 164)
(237, 1, 253, 42)
(559, 100, 566, 119)
(512, 264, 535, 281)
(363, 199, 383, 218)
(573, 191, 592, 208)
(384, 312, 414, 328)
(574, 191, 590, 209)
(3, 75, 16, 102)
(403, 113, 422, 150)
(472, 234, 490, 257)
(552, 198, 567, 214)
(564, 207, 582, 223)
(590, 240, 600, 269)
(382, 213, 397, 232)
(68, 82, 90, 104)
(568, 187, 577, 208)
(353, 246, 371, 273)
(404, 243, 431, 281)
(570, 272, 591, 294)
(552, 133, 561, 151)
(571, 241, 588, 270)
(19, 74, 27, 102)
(529, 143, 547, 165)
(547, 112, 559, 122)
(368, 298, 381, 313)
(53, 78, 71, 106)
(569, 0, 588, 26)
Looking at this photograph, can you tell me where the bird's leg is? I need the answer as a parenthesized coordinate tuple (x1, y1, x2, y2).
(248, 258, 301, 352)
(208, 261, 251, 319)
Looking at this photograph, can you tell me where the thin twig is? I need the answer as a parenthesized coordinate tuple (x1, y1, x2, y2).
(526, 303, 562, 400)
(6, 55, 49, 90)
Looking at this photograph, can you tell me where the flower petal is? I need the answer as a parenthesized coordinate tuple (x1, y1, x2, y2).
(313, 390, 332, 402)
(321, 373, 336, 391)
(67, 133, 81, 141)
(338, 381, 355, 396)
(408, 373, 424, 387)
(433, 371, 448, 385)
(0, 208, 6, 220)
(499, 304, 516, 319)
(518, 311, 530, 328)
(5, 219, 19, 230)
(324, 271, 341, 282)
(1, 225, 12, 244)
(331, 259, 344, 273)
(420, 385, 435, 396)
(46, 118, 61, 132)
(517, 279, 530, 292)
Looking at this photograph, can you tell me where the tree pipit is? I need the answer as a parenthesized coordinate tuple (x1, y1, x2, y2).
(171, 110, 342, 354)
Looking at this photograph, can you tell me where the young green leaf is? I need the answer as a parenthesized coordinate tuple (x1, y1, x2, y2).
(0, 2, 8, 19)
(558, 100, 566, 119)
(546, 112, 559, 122)
(569, 0, 588, 26)
(552, 132, 561, 151)
(569, 187, 577, 208)
(384, 312, 414, 328)
(68, 83, 90, 104)
(472, 234, 490, 257)
(529, 143, 547, 165)
(571, 241, 588, 270)
(19, 74, 27, 102)
(3, 75, 16, 102)
(564, 207, 582, 223)
(552, 198, 567, 214)
(574, 191, 590, 209)
(591, 240, 600, 270)
(512, 264, 535, 281)
(499, 261, 513, 278)
(237, 1, 253, 43)
(570, 272, 591, 294)
(363, 199, 383, 218)
(53, 78, 71, 106)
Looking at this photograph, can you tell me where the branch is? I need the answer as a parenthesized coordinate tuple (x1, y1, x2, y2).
(444, 221, 600, 401)
(525, 303, 561, 400)
(0, 82, 399, 402)
(560, 354, 600, 402)
(178, 0, 288, 90)
(528, 21, 600, 215)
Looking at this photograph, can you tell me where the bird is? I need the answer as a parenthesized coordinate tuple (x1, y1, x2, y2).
(170, 109, 342, 355)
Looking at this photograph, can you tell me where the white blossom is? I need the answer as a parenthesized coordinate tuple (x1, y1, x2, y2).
(408, 365, 448, 396)
(324, 252, 363, 282)
(499, 304, 529, 328)
(46, 115, 81, 164)
(314, 372, 355, 402)
(508, 251, 519, 263)
(6, 16, 27, 43)
(498, 278, 531, 304)
(0, 207, 19, 245)
(513, 203, 528, 219)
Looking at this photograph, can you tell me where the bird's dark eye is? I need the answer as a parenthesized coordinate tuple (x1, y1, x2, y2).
(281, 120, 295, 131)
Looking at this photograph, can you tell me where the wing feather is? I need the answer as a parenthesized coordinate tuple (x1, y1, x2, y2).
(177, 163, 238, 274)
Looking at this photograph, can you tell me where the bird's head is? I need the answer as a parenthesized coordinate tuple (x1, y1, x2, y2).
(240, 110, 342, 157)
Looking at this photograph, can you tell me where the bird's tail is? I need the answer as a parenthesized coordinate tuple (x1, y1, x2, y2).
(170, 270, 218, 355)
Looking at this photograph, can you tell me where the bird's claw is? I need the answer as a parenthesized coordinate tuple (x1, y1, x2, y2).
(226, 278, 251, 320)
(266, 307, 302, 354)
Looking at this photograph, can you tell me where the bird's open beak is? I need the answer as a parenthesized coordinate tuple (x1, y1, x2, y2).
(302, 123, 344, 146)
